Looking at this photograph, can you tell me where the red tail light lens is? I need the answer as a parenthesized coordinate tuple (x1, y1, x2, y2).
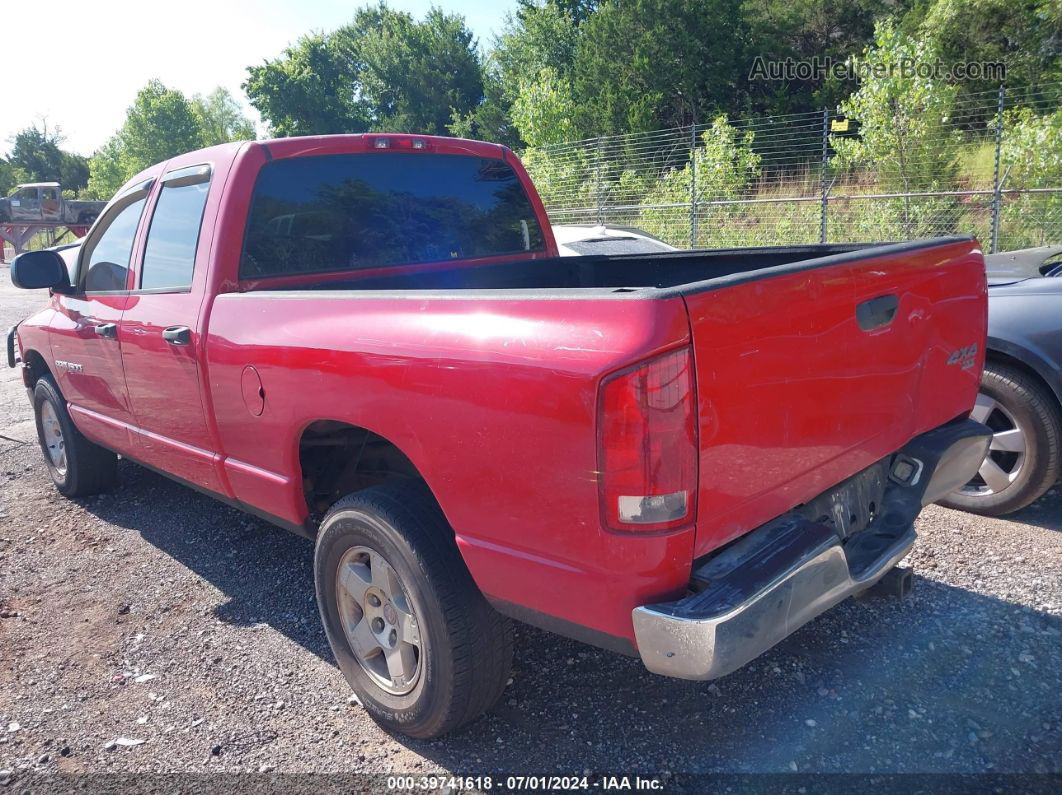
(598, 347, 698, 532)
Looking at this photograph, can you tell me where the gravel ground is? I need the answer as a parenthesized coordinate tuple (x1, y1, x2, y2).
(1, 267, 1060, 780)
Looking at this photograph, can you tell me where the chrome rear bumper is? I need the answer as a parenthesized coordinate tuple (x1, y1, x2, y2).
(632, 418, 990, 680)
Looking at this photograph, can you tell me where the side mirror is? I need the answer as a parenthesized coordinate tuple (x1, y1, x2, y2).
(10, 250, 70, 291)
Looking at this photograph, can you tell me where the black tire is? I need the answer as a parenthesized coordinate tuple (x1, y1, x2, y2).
(939, 363, 1061, 516)
(32, 375, 118, 497)
(314, 481, 513, 738)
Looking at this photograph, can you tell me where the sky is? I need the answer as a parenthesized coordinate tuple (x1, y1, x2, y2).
(3, 0, 516, 158)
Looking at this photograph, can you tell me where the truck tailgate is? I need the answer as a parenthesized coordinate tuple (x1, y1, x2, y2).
(683, 238, 986, 557)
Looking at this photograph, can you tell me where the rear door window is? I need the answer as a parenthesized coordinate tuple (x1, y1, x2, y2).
(240, 153, 545, 278)
(140, 168, 211, 290)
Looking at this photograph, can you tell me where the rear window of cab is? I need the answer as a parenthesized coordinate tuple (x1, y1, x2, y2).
(240, 153, 546, 279)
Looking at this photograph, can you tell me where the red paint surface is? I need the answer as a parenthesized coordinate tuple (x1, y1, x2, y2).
(683, 240, 986, 557)
(14, 135, 987, 645)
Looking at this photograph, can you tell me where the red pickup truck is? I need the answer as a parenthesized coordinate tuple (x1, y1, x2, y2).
(8, 134, 991, 738)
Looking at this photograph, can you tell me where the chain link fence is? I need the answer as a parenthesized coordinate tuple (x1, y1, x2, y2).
(528, 82, 1062, 252)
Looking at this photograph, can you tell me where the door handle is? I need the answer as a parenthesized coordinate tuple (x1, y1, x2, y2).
(94, 323, 117, 338)
(856, 294, 898, 332)
(162, 325, 192, 346)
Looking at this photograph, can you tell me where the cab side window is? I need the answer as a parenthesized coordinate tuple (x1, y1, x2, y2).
(139, 172, 211, 291)
(80, 197, 147, 292)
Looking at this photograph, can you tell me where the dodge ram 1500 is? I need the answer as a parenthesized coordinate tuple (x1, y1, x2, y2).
(8, 134, 991, 737)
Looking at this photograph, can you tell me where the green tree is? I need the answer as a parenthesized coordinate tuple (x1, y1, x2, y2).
(244, 32, 368, 136)
(830, 20, 964, 236)
(5, 122, 90, 194)
(999, 107, 1062, 247)
(453, 1, 592, 146)
(495, 0, 591, 87)
(0, 158, 19, 196)
(638, 116, 762, 245)
(447, 69, 520, 145)
(120, 80, 205, 175)
(356, 6, 483, 134)
(571, 0, 752, 137)
(9, 122, 65, 183)
(193, 87, 256, 146)
(902, 0, 1061, 101)
(85, 80, 255, 200)
(509, 67, 578, 147)
(742, 0, 905, 115)
(466, 1, 592, 145)
(59, 152, 90, 194)
(84, 136, 126, 200)
(246, 2, 483, 138)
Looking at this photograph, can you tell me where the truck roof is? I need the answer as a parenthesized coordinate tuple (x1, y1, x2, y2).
(17, 182, 61, 188)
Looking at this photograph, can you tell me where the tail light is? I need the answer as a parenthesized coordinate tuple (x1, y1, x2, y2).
(598, 347, 698, 532)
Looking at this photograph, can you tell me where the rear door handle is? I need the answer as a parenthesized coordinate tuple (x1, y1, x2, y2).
(856, 294, 898, 331)
(94, 323, 117, 338)
(162, 325, 192, 346)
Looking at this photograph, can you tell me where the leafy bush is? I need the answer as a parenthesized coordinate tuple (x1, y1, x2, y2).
(637, 116, 762, 245)
(999, 108, 1062, 248)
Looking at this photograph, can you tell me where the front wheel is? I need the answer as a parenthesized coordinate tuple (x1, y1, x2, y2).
(314, 481, 513, 738)
(939, 363, 1061, 516)
(33, 375, 118, 497)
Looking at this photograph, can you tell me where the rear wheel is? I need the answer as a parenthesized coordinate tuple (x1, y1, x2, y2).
(32, 375, 117, 497)
(939, 363, 1061, 516)
(314, 481, 512, 737)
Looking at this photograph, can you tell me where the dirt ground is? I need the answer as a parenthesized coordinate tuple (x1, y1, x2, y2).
(1, 268, 1059, 781)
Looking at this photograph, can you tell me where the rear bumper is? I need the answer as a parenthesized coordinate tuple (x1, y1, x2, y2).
(632, 418, 991, 680)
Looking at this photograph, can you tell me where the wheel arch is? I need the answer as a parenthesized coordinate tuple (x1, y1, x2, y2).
(21, 348, 54, 389)
(984, 341, 1062, 414)
(296, 419, 451, 533)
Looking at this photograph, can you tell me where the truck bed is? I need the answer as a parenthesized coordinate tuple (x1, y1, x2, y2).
(242, 235, 986, 564)
(269, 240, 958, 296)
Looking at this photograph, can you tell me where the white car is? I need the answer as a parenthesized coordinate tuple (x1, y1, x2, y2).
(551, 225, 676, 256)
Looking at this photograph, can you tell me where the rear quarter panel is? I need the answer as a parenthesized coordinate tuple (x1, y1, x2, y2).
(204, 292, 695, 642)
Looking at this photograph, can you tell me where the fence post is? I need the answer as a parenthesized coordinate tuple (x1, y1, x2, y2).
(990, 84, 1005, 254)
(595, 136, 605, 226)
(820, 108, 829, 244)
(689, 123, 698, 248)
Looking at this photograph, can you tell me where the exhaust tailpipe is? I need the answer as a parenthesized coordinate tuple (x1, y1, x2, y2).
(867, 565, 913, 599)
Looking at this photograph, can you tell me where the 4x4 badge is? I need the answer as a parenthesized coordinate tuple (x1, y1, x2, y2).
(946, 343, 978, 370)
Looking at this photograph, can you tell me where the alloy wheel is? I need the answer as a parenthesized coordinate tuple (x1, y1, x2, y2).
(335, 545, 422, 695)
(961, 391, 1027, 496)
(41, 401, 67, 478)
